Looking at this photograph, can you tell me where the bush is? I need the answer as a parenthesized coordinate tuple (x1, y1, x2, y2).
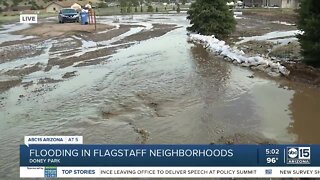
(147, 5, 153, 12)
(30, 1, 40, 10)
(97, 2, 108, 8)
(155, 7, 158, 12)
(297, 0, 320, 67)
(127, 6, 132, 13)
(177, 4, 180, 13)
(135, 7, 138, 12)
(187, 0, 236, 39)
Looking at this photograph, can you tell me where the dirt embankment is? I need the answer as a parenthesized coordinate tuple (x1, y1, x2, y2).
(283, 62, 320, 86)
(13, 23, 114, 38)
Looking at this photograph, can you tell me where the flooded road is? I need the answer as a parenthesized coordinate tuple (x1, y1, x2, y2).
(0, 14, 320, 178)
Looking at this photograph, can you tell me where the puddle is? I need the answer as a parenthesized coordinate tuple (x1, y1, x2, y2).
(0, 23, 30, 33)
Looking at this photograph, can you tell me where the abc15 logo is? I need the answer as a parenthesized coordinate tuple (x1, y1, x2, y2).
(287, 147, 311, 160)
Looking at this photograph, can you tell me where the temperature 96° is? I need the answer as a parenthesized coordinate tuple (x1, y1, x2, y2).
(266, 157, 279, 164)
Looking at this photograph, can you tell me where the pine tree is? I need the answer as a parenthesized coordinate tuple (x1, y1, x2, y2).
(187, 0, 236, 39)
(297, 0, 320, 67)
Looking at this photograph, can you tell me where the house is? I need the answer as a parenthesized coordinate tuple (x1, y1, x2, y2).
(266, 0, 300, 8)
(45, 1, 86, 13)
(243, 0, 264, 7)
(243, 0, 300, 8)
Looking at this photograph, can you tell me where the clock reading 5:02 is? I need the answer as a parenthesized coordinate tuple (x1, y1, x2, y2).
(265, 149, 280, 155)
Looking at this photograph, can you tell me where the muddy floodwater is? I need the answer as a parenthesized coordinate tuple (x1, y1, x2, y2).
(0, 14, 320, 178)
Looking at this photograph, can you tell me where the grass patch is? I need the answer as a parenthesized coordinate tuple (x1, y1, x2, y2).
(269, 42, 301, 60)
(0, 14, 19, 24)
(241, 8, 298, 23)
(238, 40, 275, 55)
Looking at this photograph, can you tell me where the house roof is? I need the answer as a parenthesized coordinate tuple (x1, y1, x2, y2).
(45, 1, 87, 8)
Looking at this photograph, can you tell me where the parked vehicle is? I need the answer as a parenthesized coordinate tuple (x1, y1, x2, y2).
(58, 8, 79, 23)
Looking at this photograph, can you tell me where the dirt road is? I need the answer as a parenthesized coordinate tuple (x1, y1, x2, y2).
(0, 14, 320, 179)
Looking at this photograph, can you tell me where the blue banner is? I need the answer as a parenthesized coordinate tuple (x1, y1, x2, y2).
(20, 145, 320, 167)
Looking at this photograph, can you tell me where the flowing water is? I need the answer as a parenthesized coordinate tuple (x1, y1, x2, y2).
(0, 14, 320, 179)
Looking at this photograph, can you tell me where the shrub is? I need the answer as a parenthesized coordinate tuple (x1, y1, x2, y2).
(147, 5, 153, 12)
(177, 4, 180, 13)
(187, 0, 236, 39)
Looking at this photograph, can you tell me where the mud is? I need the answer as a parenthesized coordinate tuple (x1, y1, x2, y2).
(0, 76, 21, 92)
(47, 44, 130, 69)
(13, 22, 114, 38)
(37, 77, 62, 84)
(74, 57, 111, 67)
(49, 36, 82, 53)
(62, 71, 78, 79)
(283, 62, 320, 86)
(0, 43, 45, 63)
(112, 24, 178, 45)
(85, 25, 142, 42)
(214, 133, 277, 144)
(0, 37, 41, 47)
(4, 62, 43, 76)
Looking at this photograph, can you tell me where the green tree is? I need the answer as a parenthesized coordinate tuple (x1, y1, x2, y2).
(156, 7, 159, 12)
(297, 0, 320, 67)
(177, 4, 180, 13)
(127, 5, 132, 13)
(120, 7, 125, 14)
(182, 0, 187, 5)
(135, 6, 138, 12)
(147, 5, 153, 12)
(187, 0, 236, 39)
(130, 0, 139, 7)
(119, 0, 127, 9)
(97, 2, 108, 8)
(30, 0, 40, 10)
(3, 1, 9, 8)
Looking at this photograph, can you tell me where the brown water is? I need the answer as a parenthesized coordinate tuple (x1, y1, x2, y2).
(0, 14, 320, 179)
